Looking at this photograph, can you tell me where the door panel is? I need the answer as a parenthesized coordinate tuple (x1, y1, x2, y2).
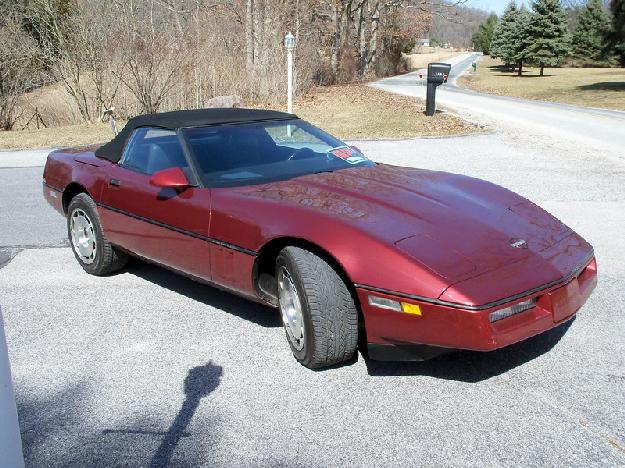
(100, 165, 212, 280)
(210, 244, 257, 296)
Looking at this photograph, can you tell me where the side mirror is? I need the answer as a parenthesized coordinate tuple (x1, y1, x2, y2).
(149, 167, 190, 189)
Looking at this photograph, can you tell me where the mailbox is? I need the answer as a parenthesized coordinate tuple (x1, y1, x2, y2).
(427, 63, 451, 84)
(425, 62, 451, 116)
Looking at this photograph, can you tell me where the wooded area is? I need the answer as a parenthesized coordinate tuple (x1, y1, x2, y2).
(473, 0, 625, 75)
(0, 0, 454, 130)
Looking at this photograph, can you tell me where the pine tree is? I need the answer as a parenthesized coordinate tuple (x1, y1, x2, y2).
(513, 7, 533, 75)
(473, 14, 499, 55)
(571, 0, 612, 65)
(490, 1, 520, 70)
(610, 0, 625, 65)
(525, 0, 571, 76)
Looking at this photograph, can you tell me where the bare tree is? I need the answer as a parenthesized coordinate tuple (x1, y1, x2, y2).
(26, 0, 100, 121)
(0, 16, 41, 130)
(8, 0, 469, 128)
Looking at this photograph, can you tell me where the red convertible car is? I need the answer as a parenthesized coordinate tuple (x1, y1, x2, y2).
(43, 108, 597, 369)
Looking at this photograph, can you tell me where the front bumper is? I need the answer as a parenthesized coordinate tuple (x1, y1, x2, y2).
(358, 257, 597, 358)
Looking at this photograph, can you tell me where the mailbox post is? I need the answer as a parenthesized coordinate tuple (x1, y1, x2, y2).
(425, 62, 451, 116)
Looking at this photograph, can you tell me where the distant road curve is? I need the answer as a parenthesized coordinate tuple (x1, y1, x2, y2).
(372, 52, 625, 161)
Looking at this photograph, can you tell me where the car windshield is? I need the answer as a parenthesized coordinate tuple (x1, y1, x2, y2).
(182, 119, 375, 187)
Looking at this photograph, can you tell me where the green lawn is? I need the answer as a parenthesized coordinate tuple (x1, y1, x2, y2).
(459, 56, 625, 111)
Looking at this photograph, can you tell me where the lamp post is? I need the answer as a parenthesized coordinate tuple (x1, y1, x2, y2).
(284, 32, 296, 114)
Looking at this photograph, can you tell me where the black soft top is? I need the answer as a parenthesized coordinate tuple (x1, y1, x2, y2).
(95, 108, 297, 163)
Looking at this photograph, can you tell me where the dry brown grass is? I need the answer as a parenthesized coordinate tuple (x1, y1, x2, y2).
(0, 123, 123, 149)
(296, 84, 478, 140)
(18, 82, 79, 128)
(459, 56, 625, 111)
(403, 49, 462, 71)
(0, 84, 478, 149)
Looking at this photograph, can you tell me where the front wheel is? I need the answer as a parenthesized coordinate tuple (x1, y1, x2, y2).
(276, 247, 358, 369)
(67, 193, 127, 275)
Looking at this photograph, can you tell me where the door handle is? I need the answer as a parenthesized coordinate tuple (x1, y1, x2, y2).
(109, 179, 121, 187)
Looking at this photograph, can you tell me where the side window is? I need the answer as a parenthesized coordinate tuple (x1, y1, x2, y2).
(120, 127, 188, 175)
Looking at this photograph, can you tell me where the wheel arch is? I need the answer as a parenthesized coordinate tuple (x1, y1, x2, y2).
(62, 183, 90, 214)
(253, 236, 361, 311)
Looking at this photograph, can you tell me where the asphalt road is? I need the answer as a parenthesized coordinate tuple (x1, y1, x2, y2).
(1, 70, 625, 466)
(373, 53, 625, 164)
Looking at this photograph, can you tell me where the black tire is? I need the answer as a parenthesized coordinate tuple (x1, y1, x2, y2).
(66, 193, 127, 275)
(276, 246, 358, 369)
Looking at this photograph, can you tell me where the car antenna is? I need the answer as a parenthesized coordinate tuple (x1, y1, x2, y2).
(101, 107, 118, 136)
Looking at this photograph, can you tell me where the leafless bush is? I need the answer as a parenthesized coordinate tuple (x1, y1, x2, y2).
(0, 16, 41, 130)
(26, 0, 93, 121)
(337, 47, 358, 82)
(5, 0, 463, 128)
(206, 95, 245, 107)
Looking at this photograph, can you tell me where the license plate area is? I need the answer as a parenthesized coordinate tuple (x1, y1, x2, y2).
(549, 279, 582, 323)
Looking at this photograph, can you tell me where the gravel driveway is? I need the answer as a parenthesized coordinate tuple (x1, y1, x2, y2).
(1, 72, 625, 466)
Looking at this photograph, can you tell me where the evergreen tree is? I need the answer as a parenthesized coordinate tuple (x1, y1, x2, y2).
(571, 0, 612, 65)
(490, 1, 520, 69)
(609, 0, 625, 65)
(473, 14, 499, 55)
(513, 7, 533, 75)
(525, 0, 571, 75)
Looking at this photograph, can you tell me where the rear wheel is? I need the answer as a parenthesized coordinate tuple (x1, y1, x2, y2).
(276, 246, 358, 369)
(67, 193, 127, 275)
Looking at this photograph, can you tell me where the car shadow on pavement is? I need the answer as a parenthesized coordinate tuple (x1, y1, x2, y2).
(363, 319, 574, 382)
(126, 259, 282, 328)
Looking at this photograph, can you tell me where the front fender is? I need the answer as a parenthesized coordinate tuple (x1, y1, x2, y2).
(209, 190, 450, 300)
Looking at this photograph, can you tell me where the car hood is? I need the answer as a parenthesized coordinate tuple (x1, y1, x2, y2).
(237, 164, 574, 284)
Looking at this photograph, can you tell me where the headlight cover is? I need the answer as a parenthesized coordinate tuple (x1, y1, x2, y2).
(489, 298, 537, 323)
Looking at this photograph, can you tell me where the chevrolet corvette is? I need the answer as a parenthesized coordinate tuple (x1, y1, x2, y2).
(43, 108, 597, 368)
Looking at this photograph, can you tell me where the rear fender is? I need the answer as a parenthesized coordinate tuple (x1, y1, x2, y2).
(43, 149, 110, 214)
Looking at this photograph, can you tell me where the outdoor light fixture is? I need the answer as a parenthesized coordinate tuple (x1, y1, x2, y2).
(284, 32, 296, 114)
(283, 32, 295, 51)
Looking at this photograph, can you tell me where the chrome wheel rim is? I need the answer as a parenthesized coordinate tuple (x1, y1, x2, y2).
(70, 208, 97, 264)
(278, 267, 305, 351)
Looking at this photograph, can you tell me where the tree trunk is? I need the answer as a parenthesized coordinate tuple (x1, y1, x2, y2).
(517, 61, 522, 76)
(357, 0, 368, 74)
(259, 0, 272, 97)
(253, 0, 263, 66)
(540, 65, 544, 76)
(368, 2, 381, 71)
(294, 0, 300, 95)
(330, 4, 342, 76)
(245, 0, 254, 71)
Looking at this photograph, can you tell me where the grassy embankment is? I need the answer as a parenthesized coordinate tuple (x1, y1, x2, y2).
(403, 49, 462, 70)
(0, 84, 478, 149)
(459, 55, 625, 111)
